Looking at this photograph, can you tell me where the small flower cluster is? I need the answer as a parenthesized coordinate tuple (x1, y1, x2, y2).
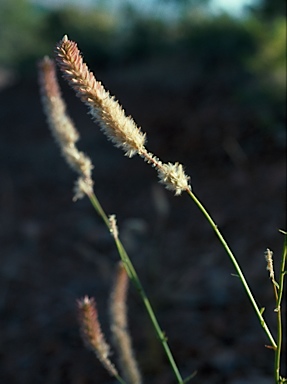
(265, 248, 275, 282)
(109, 214, 119, 240)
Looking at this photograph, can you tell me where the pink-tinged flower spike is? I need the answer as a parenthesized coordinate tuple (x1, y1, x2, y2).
(55, 35, 146, 158)
(110, 262, 142, 384)
(77, 296, 118, 377)
(54, 35, 191, 195)
(38, 57, 94, 200)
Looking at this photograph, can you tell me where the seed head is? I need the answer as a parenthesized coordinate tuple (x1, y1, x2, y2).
(55, 35, 146, 157)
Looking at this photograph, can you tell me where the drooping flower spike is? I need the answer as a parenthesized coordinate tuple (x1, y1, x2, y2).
(55, 35, 191, 195)
(55, 35, 146, 158)
(38, 56, 94, 200)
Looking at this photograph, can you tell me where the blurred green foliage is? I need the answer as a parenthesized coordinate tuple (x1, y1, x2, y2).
(0, 0, 285, 78)
(245, 17, 286, 144)
(179, 15, 256, 66)
(249, 0, 286, 20)
(0, 0, 285, 150)
(41, 7, 121, 68)
(0, 0, 48, 69)
(249, 17, 286, 93)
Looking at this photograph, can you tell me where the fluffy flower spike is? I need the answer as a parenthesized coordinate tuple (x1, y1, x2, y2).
(54, 35, 191, 195)
(55, 35, 146, 157)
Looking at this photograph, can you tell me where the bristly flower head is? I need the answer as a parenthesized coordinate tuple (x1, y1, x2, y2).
(55, 35, 146, 158)
(140, 150, 191, 195)
(157, 161, 190, 195)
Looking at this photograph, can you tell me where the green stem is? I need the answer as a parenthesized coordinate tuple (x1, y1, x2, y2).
(115, 374, 128, 384)
(274, 235, 287, 383)
(115, 238, 183, 383)
(275, 303, 282, 384)
(186, 188, 277, 349)
(88, 192, 110, 227)
(88, 192, 184, 384)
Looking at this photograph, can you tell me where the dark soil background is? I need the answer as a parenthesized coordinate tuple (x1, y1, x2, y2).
(0, 2, 286, 383)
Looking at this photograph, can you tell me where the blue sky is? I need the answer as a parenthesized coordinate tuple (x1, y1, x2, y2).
(210, 0, 255, 15)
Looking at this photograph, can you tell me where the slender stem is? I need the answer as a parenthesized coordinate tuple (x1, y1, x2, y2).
(275, 303, 282, 383)
(276, 235, 287, 311)
(274, 235, 287, 382)
(115, 238, 184, 383)
(186, 188, 277, 348)
(87, 191, 184, 384)
(88, 192, 110, 228)
(115, 374, 128, 384)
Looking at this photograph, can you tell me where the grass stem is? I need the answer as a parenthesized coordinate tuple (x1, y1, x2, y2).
(88, 191, 184, 383)
(186, 188, 277, 349)
(274, 235, 286, 383)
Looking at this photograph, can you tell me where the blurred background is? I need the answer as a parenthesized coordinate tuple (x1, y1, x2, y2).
(0, 0, 286, 383)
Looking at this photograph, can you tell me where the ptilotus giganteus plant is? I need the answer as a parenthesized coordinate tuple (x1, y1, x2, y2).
(38, 35, 286, 384)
